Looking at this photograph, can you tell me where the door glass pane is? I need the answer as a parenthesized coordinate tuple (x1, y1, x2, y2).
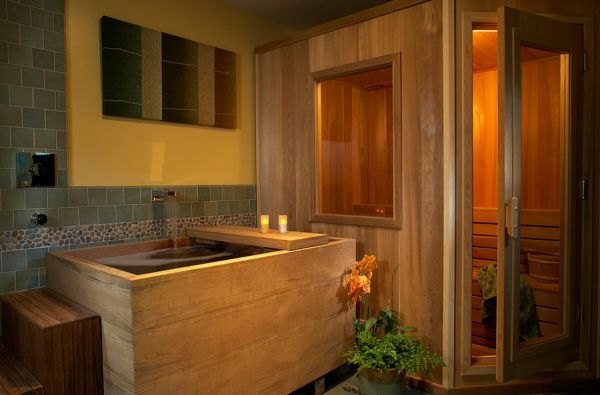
(518, 44, 566, 345)
(316, 66, 394, 218)
(471, 28, 499, 363)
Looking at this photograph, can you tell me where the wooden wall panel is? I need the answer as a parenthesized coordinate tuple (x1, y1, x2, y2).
(365, 87, 394, 205)
(308, 25, 359, 72)
(257, 1, 445, 383)
(355, 1, 444, 358)
(473, 69, 498, 208)
(319, 80, 356, 215)
(472, 57, 561, 210)
(256, 40, 313, 231)
(520, 56, 562, 210)
(318, 81, 393, 216)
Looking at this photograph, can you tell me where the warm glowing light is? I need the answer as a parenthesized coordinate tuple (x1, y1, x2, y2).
(260, 215, 269, 233)
(278, 215, 288, 233)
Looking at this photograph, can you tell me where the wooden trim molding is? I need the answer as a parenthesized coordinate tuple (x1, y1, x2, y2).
(310, 54, 403, 229)
(442, 0, 456, 388)
(255, 0, 430, 54)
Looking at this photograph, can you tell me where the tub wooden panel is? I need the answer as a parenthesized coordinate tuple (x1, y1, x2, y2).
(48, 252, 134, 395)
(48, 236, 355, 394)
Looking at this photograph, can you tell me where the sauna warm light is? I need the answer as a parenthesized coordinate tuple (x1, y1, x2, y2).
(260, 215, 269, 233)
(278, 215, 288, 233)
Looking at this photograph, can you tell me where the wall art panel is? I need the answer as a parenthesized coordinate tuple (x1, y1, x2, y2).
(101, 16, 237, 128)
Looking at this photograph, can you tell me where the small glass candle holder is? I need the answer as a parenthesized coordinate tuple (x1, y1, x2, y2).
(278, 215, 288, 234)
(260, 215, 269, 233)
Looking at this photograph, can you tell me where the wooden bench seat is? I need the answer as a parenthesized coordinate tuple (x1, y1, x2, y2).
(0, 343, 43, 395)
(0, 288, 103, 395)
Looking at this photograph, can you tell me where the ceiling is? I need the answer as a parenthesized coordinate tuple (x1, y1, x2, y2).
(472, 31, 561, 72)
(225, 0, 393, 30)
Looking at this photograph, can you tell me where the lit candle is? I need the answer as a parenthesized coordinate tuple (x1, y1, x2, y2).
(260, 215, 269, 233)
(278, 215, 288, 234)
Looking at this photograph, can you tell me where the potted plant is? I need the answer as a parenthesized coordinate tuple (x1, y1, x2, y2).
(345, 256, 444, 395)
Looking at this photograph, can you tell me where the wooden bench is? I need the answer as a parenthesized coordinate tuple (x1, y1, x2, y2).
(471, 208, 562, 351)
(0, 288, 103, 395)
(0, 343, 43, 395)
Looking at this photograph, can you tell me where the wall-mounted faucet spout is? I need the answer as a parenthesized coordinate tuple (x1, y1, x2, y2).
(165, 191, 179, 248)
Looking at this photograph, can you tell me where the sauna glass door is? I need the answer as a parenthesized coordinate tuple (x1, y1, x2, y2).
(496, 6, 583, 382)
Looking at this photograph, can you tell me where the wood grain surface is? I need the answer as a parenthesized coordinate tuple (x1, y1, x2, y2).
(48, 237, 355, 394)
(473, 56, 563, 210)
(455, 0, 597, 387)
(0, 343, 43, 395)
(0, 288, 103, 395)
(47, 253, 134, 395)
(187, 225, 328, 250)
(257, 4, 445, 386)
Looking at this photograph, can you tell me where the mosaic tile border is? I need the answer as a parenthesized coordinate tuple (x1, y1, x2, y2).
(0, 213, 256, 293)
(0, 212, 256, 251)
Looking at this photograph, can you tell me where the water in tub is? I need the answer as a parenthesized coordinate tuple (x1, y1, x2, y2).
(97, 241, 275, 275)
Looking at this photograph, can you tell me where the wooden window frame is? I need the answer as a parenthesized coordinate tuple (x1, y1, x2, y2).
(309, 54, 403, 229)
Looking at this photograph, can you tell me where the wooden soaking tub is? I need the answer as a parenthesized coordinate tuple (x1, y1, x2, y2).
(47, 226, 355, 395)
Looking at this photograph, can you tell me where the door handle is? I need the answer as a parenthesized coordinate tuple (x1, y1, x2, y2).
(505, 196, 520, 239)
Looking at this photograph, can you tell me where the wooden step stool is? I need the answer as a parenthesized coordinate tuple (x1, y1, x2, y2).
(0, 288, 103, 395)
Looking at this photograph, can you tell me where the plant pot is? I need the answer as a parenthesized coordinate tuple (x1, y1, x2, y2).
(358, 368, 406, 395)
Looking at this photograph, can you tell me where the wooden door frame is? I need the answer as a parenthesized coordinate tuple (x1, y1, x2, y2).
(454, 7, 595, 386)
(455, 10, 498, 381)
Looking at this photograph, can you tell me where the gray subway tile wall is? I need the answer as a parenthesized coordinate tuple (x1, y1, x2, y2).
(0, 43, 5, 63)
(0, 184, 258, 294)
(0, 186, 252, 221)
(10, 86, 33, 106)
(0, 84, 7, 103)
(0, 0, 258, 295)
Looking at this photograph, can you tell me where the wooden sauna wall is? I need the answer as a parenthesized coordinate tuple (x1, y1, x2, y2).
(256, 0, 445, 382)
(471, 55, 564, 351)
(318, 80, 393, 216)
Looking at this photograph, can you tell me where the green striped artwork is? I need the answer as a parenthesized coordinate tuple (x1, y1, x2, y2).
(100, 16, 237, 129)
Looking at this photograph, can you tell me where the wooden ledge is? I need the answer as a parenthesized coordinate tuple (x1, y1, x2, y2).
(187, 226, 328, 250)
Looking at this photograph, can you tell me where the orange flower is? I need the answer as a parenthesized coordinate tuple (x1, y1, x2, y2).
(347, 255, 377, 306)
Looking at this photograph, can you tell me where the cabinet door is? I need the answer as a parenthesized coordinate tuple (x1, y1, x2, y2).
(496, 6, 584, 382)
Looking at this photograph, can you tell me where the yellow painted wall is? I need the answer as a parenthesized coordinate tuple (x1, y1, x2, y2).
(66, 0, 290, 186)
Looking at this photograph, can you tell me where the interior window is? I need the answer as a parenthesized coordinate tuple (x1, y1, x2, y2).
(316, 65, 394, 219)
